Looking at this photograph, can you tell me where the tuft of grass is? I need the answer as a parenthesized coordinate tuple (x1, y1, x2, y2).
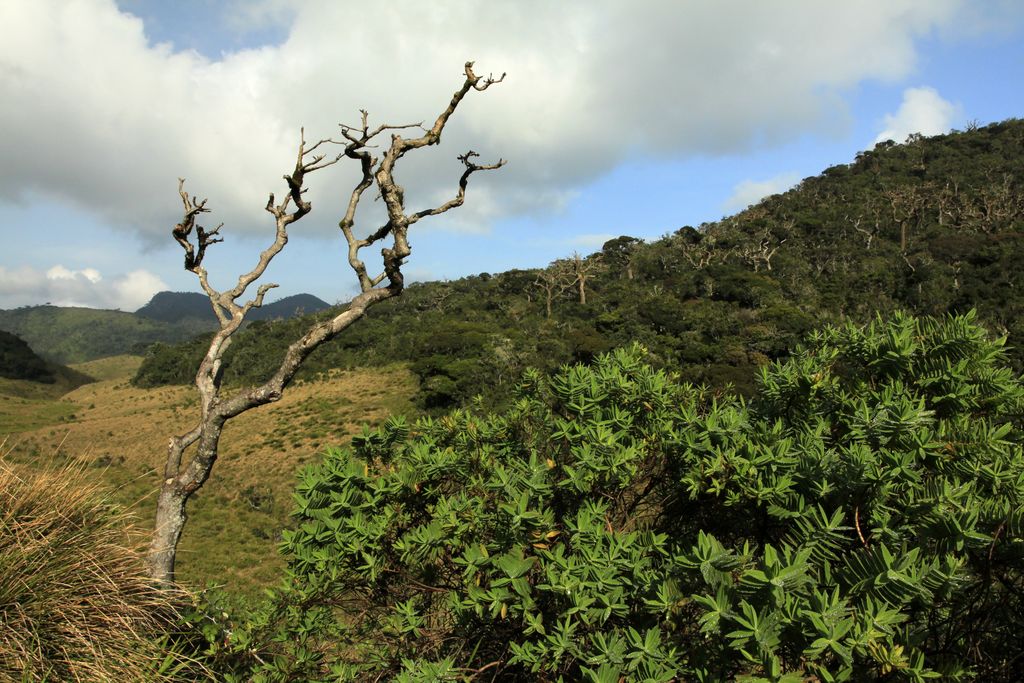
(0, 451, 194, 681)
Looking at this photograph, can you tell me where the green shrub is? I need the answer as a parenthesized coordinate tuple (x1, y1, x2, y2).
(205, 312, 1024, 681)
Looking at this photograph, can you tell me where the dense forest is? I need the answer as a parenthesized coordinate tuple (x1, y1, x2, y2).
(135, 119, 1024, 410)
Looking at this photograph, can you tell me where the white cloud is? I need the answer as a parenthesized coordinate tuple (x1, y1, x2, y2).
(47, 265, 102, 283)
(0, 0, 972, 246)
(874, 86, 960, 144)
(723, 172, 801, 213)
(0, 265, 166, 311)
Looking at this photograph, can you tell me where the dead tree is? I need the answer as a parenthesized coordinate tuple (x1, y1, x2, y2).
(678, 225, 731, 270)
(533, 261, 575, 319)
(965, 171, 1023, 234)
(570, 251, 602, 305)
(738, 225, 786, 273)
(148, 62, 505, 585)
(883, 186, 924, 254)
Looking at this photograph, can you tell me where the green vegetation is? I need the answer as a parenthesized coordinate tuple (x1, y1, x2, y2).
(7, 119, 1024, 680)
(0, 305, 204, 364)
(134, 119, 1024, 413)
(0, 459, 189, 681)
(137, 291, 330, 324)
(184, 311, 1024, 681)
(0, 393, 78, 433)
(0, 293, 329, 366)
(0, 330, 54, 382)
(70, 354, 144, 382)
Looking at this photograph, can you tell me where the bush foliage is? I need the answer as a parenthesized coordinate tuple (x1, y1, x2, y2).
(191, 311, 1024, 681)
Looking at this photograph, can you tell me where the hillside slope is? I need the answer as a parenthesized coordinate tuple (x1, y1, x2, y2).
(0, 292, 332, 364)
(0, 329, 55, 382)
(135, 118, 1024, 408)
(1, 355, 416, 593)
(0, 330, 94, 396)
(0, 305, 196, 364)
(136, 291, 330, 324)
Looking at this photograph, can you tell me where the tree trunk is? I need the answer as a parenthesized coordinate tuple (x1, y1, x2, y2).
(148, 420, 224, 585)
(148, 486, 189, 586)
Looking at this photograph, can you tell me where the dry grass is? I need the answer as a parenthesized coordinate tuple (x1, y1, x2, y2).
(0, 450, 190, 682)
(1, 361, 417, 595)
(69, 355, 144, 382)
(0, 391, 76, 434)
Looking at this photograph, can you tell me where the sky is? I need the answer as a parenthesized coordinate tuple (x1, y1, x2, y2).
(1, 1, 1023, 311)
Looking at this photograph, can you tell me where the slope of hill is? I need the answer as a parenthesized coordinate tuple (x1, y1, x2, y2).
(136, 291, 331, 324)
(134, 118, 1024, 409)
(0, 332, 95, 433)
(0, 292, 333, 364)
(0, 305, 197, 364)
(0, 329, 55, 382)
(0, 330, 94, 397)
(0, 355, 416, 593)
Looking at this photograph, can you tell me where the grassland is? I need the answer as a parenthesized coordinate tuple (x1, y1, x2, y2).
(1, 355, 417, 595)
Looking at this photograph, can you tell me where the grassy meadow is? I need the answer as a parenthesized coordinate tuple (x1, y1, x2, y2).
(0, 355, 417, 594)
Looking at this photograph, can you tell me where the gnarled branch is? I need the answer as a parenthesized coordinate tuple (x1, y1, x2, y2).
(149, 62, 505, 586)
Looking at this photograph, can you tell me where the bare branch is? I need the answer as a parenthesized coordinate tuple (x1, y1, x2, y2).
(171, 178, 219, 272)
(150, 62, 505, 586)
(409, 151, 507, 225)
(242, 283, 279, 316)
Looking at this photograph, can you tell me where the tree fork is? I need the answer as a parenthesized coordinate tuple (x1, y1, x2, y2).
(148, 62, 505, 585)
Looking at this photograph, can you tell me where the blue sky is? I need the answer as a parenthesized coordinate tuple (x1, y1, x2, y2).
(1, 1, 1022, 310)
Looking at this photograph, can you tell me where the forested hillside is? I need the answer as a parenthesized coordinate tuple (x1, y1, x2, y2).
(0, 292, 331, 364)
(0, 305, 202, 364)
(0, 329, 94, 392)
(134, 119, 1024, 410)
(136, 291, 330, 324)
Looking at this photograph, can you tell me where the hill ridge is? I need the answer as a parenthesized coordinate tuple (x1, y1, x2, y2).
(132, 117, 1024, 409)
(0, 291, 331, 364)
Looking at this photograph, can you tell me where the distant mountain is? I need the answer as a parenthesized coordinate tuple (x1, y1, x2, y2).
(254, 294, 332, 320)
(0, 306, 197, 364)
(0, 292, 333, 365)
(136, 291, 330, 324)
(135, 291, 213, 323)
(0, 329, 93, 391)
